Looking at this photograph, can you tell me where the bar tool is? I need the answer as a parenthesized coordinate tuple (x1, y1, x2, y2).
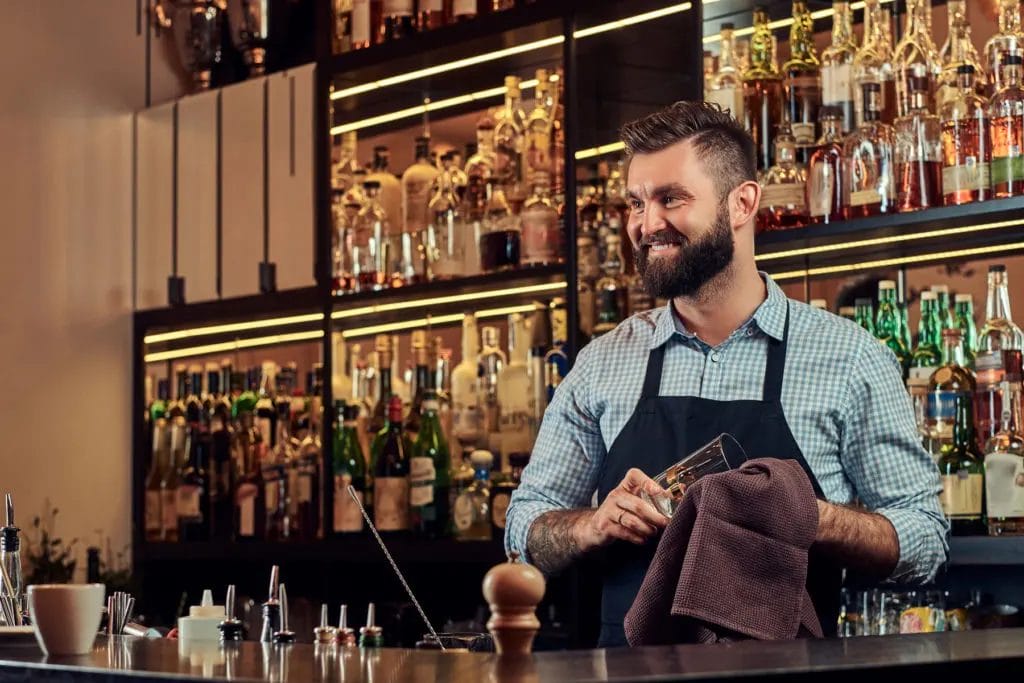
(313, 603, 336, 644)
(272, 583, 295, 644)
(335, 604, 356, 646)
(358, 603, 383, 649)
(106, 591, 136, 637)
(218, 585, 244, 643)
(259, 566, 281, 643)
(1, 494, 23, 625)
(347, 485, 443, 650)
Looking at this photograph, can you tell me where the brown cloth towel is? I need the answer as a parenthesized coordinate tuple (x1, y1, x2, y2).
(624, 458, 823, 646)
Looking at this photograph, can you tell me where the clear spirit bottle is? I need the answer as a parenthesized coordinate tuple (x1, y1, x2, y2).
(989, 54, 1024, 198)
(893, 0, 941, 116)
(806, 106, 845, 223)
(366, 145, 402, 235)
(853, 0, 896, 126)
(401, 136, 439, 250)
(453, 450, 493, 541)
(520, 176, 561, 267)
(493, 76, 528, 212)
(478, 326, 506, 440)
(940, 65, 991, 205)
(706, 22, 745, 122)
(984, 382, 1024, 535)
(451, 314, 482, 453)
(784, 1, 822, 163)
(743, 6, 785, 171)
(938, 0, 986, 108)
(979, 264, 1024, 379)
(843, 82, 896, 217)
(355, 180, 390, 292)
(894, 72, 943, 212)
(758, 118, 807, 231)
(984, 0, 1024, 96)
(821, 1, 858, 133)
(426, 164, 465, 280)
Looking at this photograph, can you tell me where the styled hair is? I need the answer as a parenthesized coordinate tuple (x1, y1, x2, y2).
(619, 101, 757, 199)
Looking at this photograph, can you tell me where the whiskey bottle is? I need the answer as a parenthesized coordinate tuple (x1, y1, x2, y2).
(984, 0, 1024, 96)
(784, 1, 822, 163)
(333, 402, 366, 534)
(333, 0, 354, 54)
(525, 69, 553, 192)
(373, 396, 411, 532)
(853, 0, 896, 126)
(367, 146, 402, 235)
(806, 106, 845, 224)
(984, 382, 1024, 535)
(453, 450, 493, 541)
(426, 160, 465, 280)
(938, 0, 986, 108)
(478, 181, 520, 272)
(929, 328, 977, 451)
(593, 234, 629, 336)
(893, 0, 941, 116)
(989, 54, 1024, 198)
(380, 0, 415, 42)
(940, 65, 991, 205)
(706, 23, 745, 122)
(401, 136, 439, 264)
(821, 1, 857, 133)
(410, 387, 451, 538)
(520, 176, 561, 267)
(743, 6, 785, 171)
(843, 82, 896, 217)
(757, 118, 806, 231)
(493, 76, 528, 212)
(894, 72, 943, 212)
(938, 393, 985, 536)
(356, 180, 390, 292)
(978, 264, 1024, 379)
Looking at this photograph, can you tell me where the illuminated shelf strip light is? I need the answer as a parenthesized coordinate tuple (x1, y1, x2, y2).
(341, 304, 536, 339)
(702, 1, 890, 45)
(575, 141, 627, 161)
(331, 281, 565, 320)
(768, 240, 1024, 282)
(144, 330, 325, 364)
(755, 218, 1022, 263)
(330, 3, 692, 102)
(143, 313, 324, 345)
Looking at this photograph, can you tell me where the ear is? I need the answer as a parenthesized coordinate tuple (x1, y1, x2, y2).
(729, 181, 761, 229)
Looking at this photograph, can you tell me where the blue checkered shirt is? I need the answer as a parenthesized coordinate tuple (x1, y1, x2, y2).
(506, 274, 949, 583)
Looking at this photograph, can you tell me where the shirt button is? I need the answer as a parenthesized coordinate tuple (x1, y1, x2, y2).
(710, 352, 720, 363)
(746, 328, 755, 337)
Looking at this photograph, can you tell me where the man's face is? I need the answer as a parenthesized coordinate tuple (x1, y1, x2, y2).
(625, 140, 735, 299)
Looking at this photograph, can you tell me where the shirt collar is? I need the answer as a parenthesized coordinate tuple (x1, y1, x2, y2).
(650, 272, 788, 349)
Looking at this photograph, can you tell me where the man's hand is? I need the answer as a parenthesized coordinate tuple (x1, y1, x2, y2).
(526, 468, 669, 575)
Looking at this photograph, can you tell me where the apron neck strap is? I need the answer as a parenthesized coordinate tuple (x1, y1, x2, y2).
(762, 302, 791, 402)
(640, 343, 667, 399)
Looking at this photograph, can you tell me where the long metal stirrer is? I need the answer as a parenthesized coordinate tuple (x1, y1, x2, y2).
(346, 486, 444, 651)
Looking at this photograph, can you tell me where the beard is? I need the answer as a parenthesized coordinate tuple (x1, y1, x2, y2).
(635, 205, 734, 300)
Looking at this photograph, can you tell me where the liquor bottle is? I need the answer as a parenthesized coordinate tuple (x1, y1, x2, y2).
(978, 264, 1024, 379)
(232, 388, 266, 541)
(706, 23, 745, 122)
(893, 0, 941, 116)
(401, 136, 438, 254)
(520, 176, 561, 267)
(876, 280, 911, 374)
(373, 396, 411, 532)
(853, 0, 896, 126)
(989, 54, 1024, 198)
(445, 150, 469, 204)
(404, 331, 429, 441)
(821, 1, 857, 133)
(380, 0, 415, 42)
(491, 452, 528, 538)
(254, 362, 277, 451)
(854, 297, 876, 336)
(938, 0, 986, 108)
(984, 382, 1024, 535)
(178, 393, 210, 542)
(940, 65, 991, 205)
(743, 6, 785, 171)
(333, 131, 360, 193)
(806, 106, 845, 224)
(334, 402, 366, 534)
(758, 118, 807, 231)
(145, 404, 167, 542)
(496, 313, 534, 463)
(452, 0, 476, 22)
(264, 402, 294, 541)
(529, 302, 552, 430)
(954, 293, 978, 367)
(548, 68, 566, 200)
(975, 349, 1008, 460)
(493, 76, 528, 212)
(843, 83, 896, 217)
(932, 285, 954, 335)
(209, 366, 234, 541)
(984, 0, 1024, 96)
(478, 182, 520, 272)
(351, 0, 372, 49)
(416, 0, 447, 31)
(452, 314, 482, 453)
(593, 235, 629, 336)
(938, 393, 985, 536)
(784, 1, 822, 162)
(410, 386, 451, 538)
(492, 0, 514, 10)
(369, 335, 394, 436)
(479, 326, 506, 443)
(525, 69, 553, 192)
(367, 146, 402, 233)
(928, 328, 977, 450)
(894, 72, 943, 212)
(545, 298, 570, 402)
(355, 180, 389, 291)
(425, 161, 465, 280)
(577, 235, 597, 339)
(453, 450, 493, 541)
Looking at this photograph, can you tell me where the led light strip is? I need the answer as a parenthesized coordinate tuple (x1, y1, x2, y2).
(575, 141, 627, 161)
(340, 304, 536, 339)
(702, 0, 891, 45)
(330, 3, 692, 103)
(755, 218, 1023, 263)
(768, 240, 1024, 282)
(143, 313, 325, 344)
(144, 330, 325, 363)
(331, 281, 565, 320)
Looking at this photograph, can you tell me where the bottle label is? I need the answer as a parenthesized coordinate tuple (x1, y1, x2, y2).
(850, 188, 882, 207)
(990, 156, 1024, 187)
(943, 161, 990, 194)
(926, 390, 959, 441)
(453, 0, 476, 15)
(453, 493, 475, 531)
(985, 451, 1024, 519)
(941, 471, 983, 517)
(759, 182, 806, 210)
(807, 161, 835, 218)
(145, 491, 162, 532)
(790, 121, 817, 148)
(374, 477, 410, 531)
(822, 64, 852, 107)
(352, 0, 370, 44)
(237, 483, 257, 537)
(177, 484, 202, 520)
(334, 474, 364, 532)
(705, 86, 745, 122)
(382, 0, 413, 15)
(521, 206, 560, 265)
(491, 492, 511, 530)
(161, 489, 177, 534)
(410, 457, 437, 507)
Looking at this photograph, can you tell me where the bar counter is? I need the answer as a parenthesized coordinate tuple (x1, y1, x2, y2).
(0, 629, 1023, 683)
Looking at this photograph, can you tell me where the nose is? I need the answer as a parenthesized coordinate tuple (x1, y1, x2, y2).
(640, 203, 668, 237)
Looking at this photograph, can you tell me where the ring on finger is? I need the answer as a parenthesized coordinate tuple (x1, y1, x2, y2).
(617, 511, 625, 526)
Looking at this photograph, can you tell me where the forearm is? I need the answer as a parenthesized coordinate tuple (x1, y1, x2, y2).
(526, 509, 594, 575)
(815, 500, 899, 578)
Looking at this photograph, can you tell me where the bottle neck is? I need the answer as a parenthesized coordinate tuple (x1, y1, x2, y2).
(462, 321, 479, 363)
(1007, 384, 1023, 434)
(1002, 64, 1022, 89)
(832, 2, 853, 47)
(906, 0, 931, 38)
(1001, 0, 1022, 34)
(953, 394, 975, 450)
(910, 89, 929, 113)
(918, 301, 934, 342)
(378, 366, 392, 401)
(476, 127, 495, 155)
(957, 73, 975, 91)
(720, 30, 738, 71)
(749, 13, 776, 73)
(987, 272, 1015, 322)
(942, 336, 965, 366)
(789, 4, 816, 62)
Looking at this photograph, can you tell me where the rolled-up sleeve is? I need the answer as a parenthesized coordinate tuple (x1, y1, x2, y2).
(840, 338, 949, 583)
(505, 343, 607, 564)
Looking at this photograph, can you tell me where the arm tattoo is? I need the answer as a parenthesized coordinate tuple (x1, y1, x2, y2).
(527, 509, 593, 575)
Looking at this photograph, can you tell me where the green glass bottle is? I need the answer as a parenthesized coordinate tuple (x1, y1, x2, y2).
(938, 393, 986, 535)
(854, 297, 876, 336)
(876, 280, 911, 372)
(933, 285, 954, 338)
(911, 291, 942, 369)
(333, 402, 366, 534)
(410, 389, 452, 538)
(954, 293, 978, 367)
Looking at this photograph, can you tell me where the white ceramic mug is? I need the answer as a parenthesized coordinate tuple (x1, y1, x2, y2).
(27, 584, 105, 656)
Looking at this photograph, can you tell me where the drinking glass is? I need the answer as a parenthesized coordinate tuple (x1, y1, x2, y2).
(640, 433, 747, 517)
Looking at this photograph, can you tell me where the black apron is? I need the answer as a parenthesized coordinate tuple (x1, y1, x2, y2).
(596, 303, 841, 647)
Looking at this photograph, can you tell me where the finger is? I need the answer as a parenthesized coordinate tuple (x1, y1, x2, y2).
(607, 523, 647, 545)
(613, 490, 670, 529)
(616, 510, 659, 537)
(621, 468, 658, 494)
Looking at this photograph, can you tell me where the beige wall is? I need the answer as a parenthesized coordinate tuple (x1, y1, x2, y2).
(0, 1, 182, 577)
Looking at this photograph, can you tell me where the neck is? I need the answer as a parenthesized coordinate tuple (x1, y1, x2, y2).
(671, 262, 766, 347)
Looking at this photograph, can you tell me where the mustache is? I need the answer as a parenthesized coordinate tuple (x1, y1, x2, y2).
(639, 230, 685, 248)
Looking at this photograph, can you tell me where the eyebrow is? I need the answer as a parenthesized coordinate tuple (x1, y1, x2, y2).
(627, 183, 695, 202)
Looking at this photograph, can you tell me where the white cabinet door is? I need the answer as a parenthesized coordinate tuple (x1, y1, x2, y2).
(135, 102, 174, 310)
(268, 63, 316, 291)
(177, 89, 219, 302)
(220, 77, 266, 299)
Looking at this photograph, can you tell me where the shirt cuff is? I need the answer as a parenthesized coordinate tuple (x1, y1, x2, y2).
(875, 506, 950, 583)
(504, 499, 560, 566)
